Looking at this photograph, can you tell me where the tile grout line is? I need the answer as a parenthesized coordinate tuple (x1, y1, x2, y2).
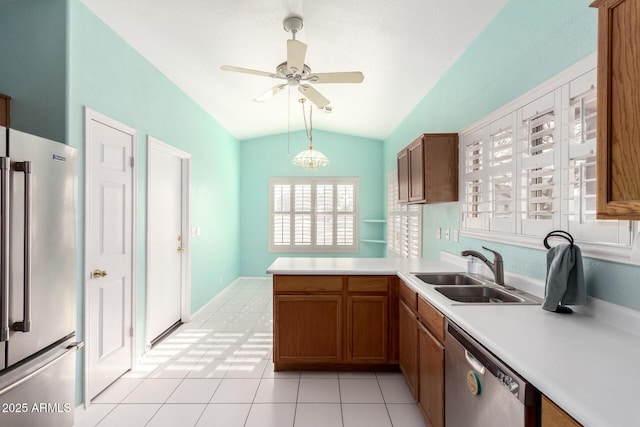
(376, 375, 397, 427)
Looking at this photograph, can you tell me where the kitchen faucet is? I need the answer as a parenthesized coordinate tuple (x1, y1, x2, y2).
(461, 246, 505, 286)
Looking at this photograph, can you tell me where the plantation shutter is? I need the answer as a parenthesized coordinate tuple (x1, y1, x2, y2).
(387, 172, 422, 258)
(518, 91, 560, 236)
(269, 178, 358, 252)
(462, 129, 486, 230)
(488, 114, 516, 233)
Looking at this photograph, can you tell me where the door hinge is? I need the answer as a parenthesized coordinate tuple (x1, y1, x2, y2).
(130, 156, 135, 168)
(130, 326, 134, 337)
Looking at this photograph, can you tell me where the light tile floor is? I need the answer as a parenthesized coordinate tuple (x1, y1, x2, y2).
(74, 278, 425, 427)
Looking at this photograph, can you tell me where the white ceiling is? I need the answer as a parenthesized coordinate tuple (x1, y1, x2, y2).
(80, 0, 508, 141)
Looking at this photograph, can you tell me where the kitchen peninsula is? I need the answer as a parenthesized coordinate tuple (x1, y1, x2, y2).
(267, 255, 640, 427)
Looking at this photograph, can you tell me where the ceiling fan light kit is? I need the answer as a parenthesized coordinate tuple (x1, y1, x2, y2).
(220, 15, 364, 110)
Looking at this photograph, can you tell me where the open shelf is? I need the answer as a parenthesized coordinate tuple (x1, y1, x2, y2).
(360, 239, 387, 244)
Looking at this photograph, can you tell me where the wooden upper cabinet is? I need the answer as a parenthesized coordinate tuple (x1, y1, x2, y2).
(397, 148, 410, 203)
(591, 0, 640, 219)
(408, 138, 425, 202)
(0, 93, 10, 128)
(397, 133, 459, 204)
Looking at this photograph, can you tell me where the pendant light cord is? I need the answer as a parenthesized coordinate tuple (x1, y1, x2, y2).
(287, 85, 291, 156)
(301, 99, 313, 148)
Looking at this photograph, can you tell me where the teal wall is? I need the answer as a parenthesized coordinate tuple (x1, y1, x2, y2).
(1, 0, 242, 406)
(0, 0, 67, 141)
(383, 0, 640, 311)
(239, 130, 385, 276)
(67, 0, 241, 368)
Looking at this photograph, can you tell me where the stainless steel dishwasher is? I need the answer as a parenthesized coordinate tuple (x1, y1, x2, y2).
(445, 321, 540, 427)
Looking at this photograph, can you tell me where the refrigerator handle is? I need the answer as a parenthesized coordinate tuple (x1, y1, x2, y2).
(0, 157, 9, 341)
(11, 161, 32, 333)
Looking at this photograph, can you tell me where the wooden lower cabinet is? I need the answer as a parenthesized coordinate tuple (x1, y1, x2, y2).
(347, 295, 388, 363)
(399, 299, 419, 398)
(542, 395, 582, 427)
(418, 321, 445, 427)
(273, 275, 396, 369)
(274, 295, 342, 363)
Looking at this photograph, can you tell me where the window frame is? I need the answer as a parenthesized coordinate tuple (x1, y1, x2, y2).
(268, 177, 360, 253)
(459, 53, 636, 264)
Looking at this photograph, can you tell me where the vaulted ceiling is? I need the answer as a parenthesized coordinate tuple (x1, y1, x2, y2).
(80, 0, 508, 140)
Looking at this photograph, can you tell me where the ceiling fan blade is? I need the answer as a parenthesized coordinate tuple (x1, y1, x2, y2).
(253, 84, 287, 102)
(298, 84, 330, 109)
(307, 71, 364, 84)
(287, 39, 307, 74)
(221, 65, 279, 78)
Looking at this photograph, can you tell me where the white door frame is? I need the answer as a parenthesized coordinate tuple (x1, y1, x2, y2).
(145, 136, 192, 349)
(83, 107, 138, 408)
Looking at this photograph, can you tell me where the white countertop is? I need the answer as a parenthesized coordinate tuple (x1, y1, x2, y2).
(267, 256, 640, 427)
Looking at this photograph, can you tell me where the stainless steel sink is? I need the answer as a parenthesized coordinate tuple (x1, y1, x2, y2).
(414, 273, 483, 286)
(435, 286, 525, 303)
(412, 272, 541, 305)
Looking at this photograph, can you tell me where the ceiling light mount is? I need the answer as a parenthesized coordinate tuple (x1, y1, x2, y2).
(283, 16, 303, 39)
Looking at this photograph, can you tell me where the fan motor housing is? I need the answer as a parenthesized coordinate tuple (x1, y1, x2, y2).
(277, 61, 311, 81)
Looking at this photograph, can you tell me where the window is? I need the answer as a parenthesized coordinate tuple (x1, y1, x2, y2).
(269, 177, 359, 253)
(460, 55, 633, 261)
(488, 114, 516, 233)
(387, 172, 422, 258)
(461, 128, 486, 231)
(517, 92, 560, 235)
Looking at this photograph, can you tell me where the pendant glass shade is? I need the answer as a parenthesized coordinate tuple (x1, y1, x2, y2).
(291, 97, 329, 170)
(292, 145, 329, 170)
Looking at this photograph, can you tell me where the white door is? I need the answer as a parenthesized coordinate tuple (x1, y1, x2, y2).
(147, 137, 190, 343)
(85, 109, 136, 400)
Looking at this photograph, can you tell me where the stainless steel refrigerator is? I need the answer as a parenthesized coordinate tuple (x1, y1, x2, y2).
(0, 127, 82, 427)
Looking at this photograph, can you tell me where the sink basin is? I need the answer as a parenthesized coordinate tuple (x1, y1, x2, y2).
(435, 286, 526, 304)
(414, 273, 483, 286)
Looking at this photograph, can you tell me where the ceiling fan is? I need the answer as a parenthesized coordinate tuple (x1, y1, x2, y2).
(220, 16, 364, 109)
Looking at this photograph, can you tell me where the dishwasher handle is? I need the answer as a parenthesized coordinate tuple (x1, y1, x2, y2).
(465, 349, 486, 375)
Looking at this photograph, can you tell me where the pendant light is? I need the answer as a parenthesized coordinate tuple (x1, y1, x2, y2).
(292, 98, 329, 170)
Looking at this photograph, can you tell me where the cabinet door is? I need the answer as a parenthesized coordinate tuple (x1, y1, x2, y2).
(0, 93, 10, 128)
(418, 322, 444, 427)
(592, 0, 640, 219)
(274, 295, 342, 363)
(408, 138, 425, 202)
(541, 395, 581, 427)
(399, 300, 418, 398)
(398, 148, 410, 203)
(347, 295, 388, 363)
(424, 134, 459, 203)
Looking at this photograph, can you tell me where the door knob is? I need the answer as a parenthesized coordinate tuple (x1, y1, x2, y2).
(92, 269, 108, 279)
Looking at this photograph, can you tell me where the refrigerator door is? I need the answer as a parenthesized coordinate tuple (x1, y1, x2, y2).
(0, 126, 5, 370)
(0, 335, 81, 427)
(6, 130, 77, 366)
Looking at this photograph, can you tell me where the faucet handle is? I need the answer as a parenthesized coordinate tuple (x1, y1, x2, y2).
(481, 246, 503, 262)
